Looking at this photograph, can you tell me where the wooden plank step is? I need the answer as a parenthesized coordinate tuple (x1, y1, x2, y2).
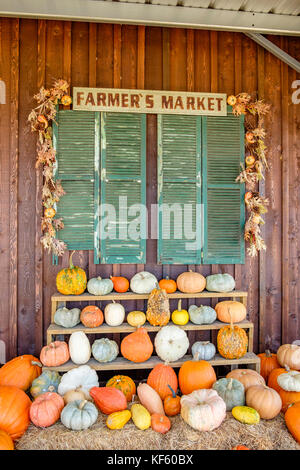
(51, 290, 248, 302)
(47, 320, 254, 335)
(42, 352, 260, 372)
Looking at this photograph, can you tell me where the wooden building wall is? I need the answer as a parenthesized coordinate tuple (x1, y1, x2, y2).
(0, 18, 299, 362)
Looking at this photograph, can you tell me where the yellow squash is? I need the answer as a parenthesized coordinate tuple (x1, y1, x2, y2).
(232, 406, 260, 425)
(127, 311, 146, 328)
(171, 300, 189, 326)
(56, 251, 87, 295)
(106, 410, 131, 430)
(130, 404, 151, 430)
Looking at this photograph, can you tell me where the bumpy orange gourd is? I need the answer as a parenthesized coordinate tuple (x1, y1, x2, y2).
(215, 301, 246, 323)
(89, 386, 127, 414)
(121, 327, 153, 363)
(217, 320, 248, 359)
(158, 277, 177, 294)
(29, 392, 64, 428)
(285, 402, 300, 443)
(178, 359, 216, 395)
(0, 354, 42, 390)
(151, 413, 171, 434)
(147, 364, 178, 400)
(0, 430, 14, 450)
(40, 341, 70, 367)
(0, 385, 31, 440)
(257, 350, 280, 381)
(80, 305, 104, 328)
(146, 287, 170, 327)
(106, 375, 136, 402)
(56, 250, 87, 295)
(110, 276, 129, 293)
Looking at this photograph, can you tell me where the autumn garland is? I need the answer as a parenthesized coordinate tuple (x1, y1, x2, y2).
(227, 92, 271, 257)
(28, 79, 72, 256)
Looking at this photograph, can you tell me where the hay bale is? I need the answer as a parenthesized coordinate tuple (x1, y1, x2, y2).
(16, 411, 300, 451)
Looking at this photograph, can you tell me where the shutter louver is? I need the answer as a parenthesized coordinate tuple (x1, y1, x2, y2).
(100, 113, 146, 263)
(202, 109, 245, 264)
(157, 115, 201, 264)
(53, 110, 99, 257)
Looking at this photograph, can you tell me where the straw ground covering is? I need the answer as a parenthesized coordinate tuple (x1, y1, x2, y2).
(16, 411, 300, 451)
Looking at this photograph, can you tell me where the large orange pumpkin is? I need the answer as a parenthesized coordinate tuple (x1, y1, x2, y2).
(176, 271, 206, 294)
(80, 305, 104, 328)
(40, 341, 70, 367)
(89, 386, 127, 414)
(279, 389, 300, 412)
(178, 359, 216, 395)
(0, 430, 14, 450)
(30, 392, 64, 428)
(215, 301, 246, 323)
(285, 402, 300, 443)
(0, 354, 42, 390)
(110, 276, 129, 293)
(0, 385, 31, 440)
(267, 366, 290, 393)
(217, 322, 248, 359)
(121, 327, 153, 363)
(257, 350, 280, 381)
(106, 375, 136, 402)
(56, 250, 87, 295)
(147, 364, 178, 400)
(246, 385, 282, 420)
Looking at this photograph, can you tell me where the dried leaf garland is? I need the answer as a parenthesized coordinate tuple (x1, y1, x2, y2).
(29, 78, 72, 257)
(227, 93, 271, 257)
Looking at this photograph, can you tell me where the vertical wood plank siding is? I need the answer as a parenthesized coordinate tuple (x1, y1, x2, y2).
(0, 18, 299, 361)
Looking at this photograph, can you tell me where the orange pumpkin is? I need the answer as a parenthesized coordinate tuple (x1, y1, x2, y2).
(110, 276, 129, 293)
(40, 341, 70, 367)
(178, 359, 216, 395)
(121, 327, 153, 363)
(147, 364, 178, 400)
(0, 385, 31, 440)
(245, 155, 256, 167)
(29, 392, 64, 428)
(257, 350, 280, 381)
(163, 385, 181, 416)
(44, 207, 56, 218)
(267, 366, 290, 393)
(80, 305, 104, 328)
(285, 402, 300, 443)
(176, 271, 206, 294)
(215, 301, 246, 323)
(158, 277, 177, 294)
(0, 430, 14, 450)
(226, 369, 265, 391)
(279, 389, 300, 413)
(151, 413, 171, 434)
(246, 385, 282, 420)
(217, 321, 248, 359)
(227, 95, 237, 106)
(231, 445, 250, 450)
(61, 94, 72, 106)
(89, 386, 127, 414)
(106, 375, 136, 402)
(56, 250, 87, 295)
(0, 354, 42, 390)
(244, 191, 253, 204)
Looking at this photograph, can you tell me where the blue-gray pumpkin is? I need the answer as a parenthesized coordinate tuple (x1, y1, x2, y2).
(212, 377, 245, 411)
(61, 399, 98, 430)
(92, 338, 119, 363)
(30, 370, 61, 398)
(54, 307, 81, 328)
(188, 305, 217, 325)
(192, 341, 216, 361)
(87, 277, 114, 296)
(206, 274, 235, 293)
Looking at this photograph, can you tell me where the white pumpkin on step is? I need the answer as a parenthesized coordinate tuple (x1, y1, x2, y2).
(104, 301, 125, 326)
(154, 325, 189, 362)
(69, 331, 91, 365)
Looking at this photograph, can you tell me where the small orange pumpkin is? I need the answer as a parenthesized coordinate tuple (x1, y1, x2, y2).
(227, 95, 237, 106)
(151, 413, 171, 434)
(80, 305, 104, 328)
(158, 277, 177, 294)
(257, 350, 280, 381)
(40, 341, 70, 367)
(164, 385, 181, 416)
(29, 392, 64, 428)
(110, 276, 129, 293)
(106, 375, 136, 402)
(0, 354, 42, 391)
(61, 95, 72, 106)
(0, 430, 14, 450)
(215, 301, 246, 323)
(231, 445, 250, 450)
(285, 402, 300, 443)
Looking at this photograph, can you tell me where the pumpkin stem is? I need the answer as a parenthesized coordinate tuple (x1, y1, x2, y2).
(79, 400, 87, 410)
(31, 360, 43, 368)
(69, 250, 75, 269)
(177, 299, 182, 311)
(228, 378, 233, 390)
(265, 349, 271, 357)
(228, 308, 233, 330)
(48, 385, 55, 392)
(167, 384, 177, 398)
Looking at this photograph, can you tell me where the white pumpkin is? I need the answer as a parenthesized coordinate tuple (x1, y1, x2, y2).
(277, 370, 300, 392)
(58, 365, 99, 399)
(69, 331, 91, 365)
(154, 325, 189, 362)
(181, 389, 226, 431)
(104, 301, 125, 326)
(130, 271, 158, 294)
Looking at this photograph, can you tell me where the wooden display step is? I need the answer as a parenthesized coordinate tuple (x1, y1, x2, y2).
(42, 352, 260, 373)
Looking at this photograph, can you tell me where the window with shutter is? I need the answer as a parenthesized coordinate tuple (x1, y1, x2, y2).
(100, 112, 147, 263)
(53, 110, 100, 262)
(157, 114, 202, 264)
(202, 109, 245, 264)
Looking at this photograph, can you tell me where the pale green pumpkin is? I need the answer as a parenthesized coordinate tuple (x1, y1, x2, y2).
(188, 305, 217, 325)
(206, 274, 235, 293)
(54, 307, 81, 328)
(87, 277, 114, 296)
(213, 377, 245, 411)
(92, 338, 119, 363)
(61, 399, 98, 430)
(192, 341, 216, 361)
(30, 370, 61, 398)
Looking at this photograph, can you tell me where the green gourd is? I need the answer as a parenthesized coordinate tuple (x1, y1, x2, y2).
(212, 377, 245, 411)
(92, 338, 119, 363)
(188, 305, 217, 325)
(30, 370, 61, 398)
(206, 274, 235, 293)
(54, 307, 81, 328)
(87, 277, 114, 295)
(61, 399, 98, 430)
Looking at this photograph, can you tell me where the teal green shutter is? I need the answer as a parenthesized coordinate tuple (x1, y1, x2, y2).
(100, 113, 146, 263)
(157, 115, 201, 264)
(202, 108, 245, 264)
(53, 110, 100, 262)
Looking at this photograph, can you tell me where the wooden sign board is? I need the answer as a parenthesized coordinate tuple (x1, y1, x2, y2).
(73, 87, 227, 116)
